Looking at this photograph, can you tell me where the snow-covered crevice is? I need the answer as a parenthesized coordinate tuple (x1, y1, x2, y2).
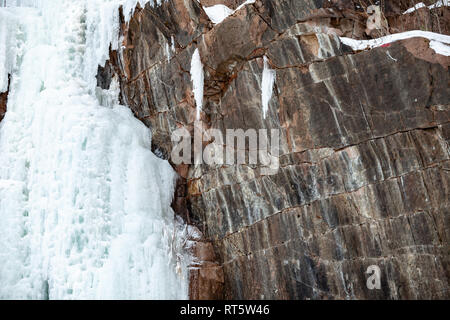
(202, 0, 255, 25)
(340, 30, 450, 56)
(403, 0, 449, 14)
(0, 0, 190, 299)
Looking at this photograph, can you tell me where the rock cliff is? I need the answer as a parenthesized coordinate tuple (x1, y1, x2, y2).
(100, 0, 449, 299)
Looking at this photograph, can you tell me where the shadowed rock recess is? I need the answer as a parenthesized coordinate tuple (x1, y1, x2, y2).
(99, 0, 449, 299)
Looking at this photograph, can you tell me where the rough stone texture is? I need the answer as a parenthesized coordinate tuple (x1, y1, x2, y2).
(388, 5, 450, 35)
(104, 0, 450, 299)
(188, 239, 225, 300)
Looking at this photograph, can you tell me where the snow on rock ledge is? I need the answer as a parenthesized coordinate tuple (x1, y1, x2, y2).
(340, 30, 450, 56)
(203, 0, 255, 25)
(203, 4, 234, 24)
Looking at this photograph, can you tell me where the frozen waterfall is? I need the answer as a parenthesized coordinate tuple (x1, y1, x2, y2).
(0, 0, 189, 299)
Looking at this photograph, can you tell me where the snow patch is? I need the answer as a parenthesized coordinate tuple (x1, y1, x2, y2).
(340, 30, 450, 56)
(429, 40, 450, 56)
(203, 0, 255, 25)
(203, 4, 234, 24)
(261, 56, 276, 119)
(190, 48, 204, 120)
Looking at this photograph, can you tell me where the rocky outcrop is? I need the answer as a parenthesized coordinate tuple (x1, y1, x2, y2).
(103, 0, 450, 299)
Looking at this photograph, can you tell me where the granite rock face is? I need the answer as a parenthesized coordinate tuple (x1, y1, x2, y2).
(103, 0, 450, 299)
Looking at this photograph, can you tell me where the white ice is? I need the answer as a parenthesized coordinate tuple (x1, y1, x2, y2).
(0, 0, 189, 299)
(190, 48, 204, 120)
(0, 7, 25, 92)
(429, 39, 450, 56)
(340, 30, 450, 56)
(261, 56, 275, 119)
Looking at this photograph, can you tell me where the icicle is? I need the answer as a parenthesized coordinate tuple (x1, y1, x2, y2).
(190, 48, 204, 120)
(261, 56, 275, 119)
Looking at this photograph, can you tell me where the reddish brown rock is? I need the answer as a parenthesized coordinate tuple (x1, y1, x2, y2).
(388, 5, 450, 35)
(187, 229, 224, 300)
(0, 91, 7, 122)
(189, 262, 224, 300)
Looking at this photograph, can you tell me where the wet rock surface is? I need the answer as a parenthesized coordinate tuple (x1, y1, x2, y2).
(105, 0, 449, 299)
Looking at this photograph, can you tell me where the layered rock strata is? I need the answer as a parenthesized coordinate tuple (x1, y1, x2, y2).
(100, 0, 449, 299)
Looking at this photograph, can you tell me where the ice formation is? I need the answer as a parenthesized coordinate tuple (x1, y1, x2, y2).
(261, 56, 276, 119)
(340, 30, 450, 56)
(190, 48, 204, 120)
(0, 7, 23, 92)
(0, 0, 189, 299)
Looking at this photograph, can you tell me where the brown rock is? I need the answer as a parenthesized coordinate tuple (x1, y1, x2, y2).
(0, 74, 10, 122)
(189, 262, 224, 300)
(105, 0, 450, 299)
